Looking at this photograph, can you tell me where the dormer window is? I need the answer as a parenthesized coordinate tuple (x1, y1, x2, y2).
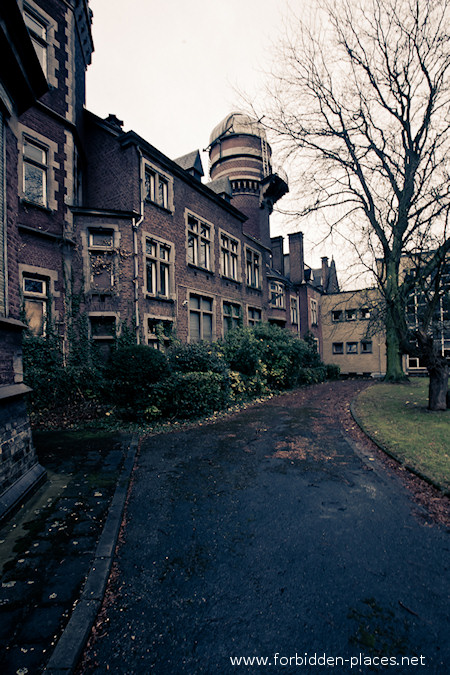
(24, 8, 47, 75)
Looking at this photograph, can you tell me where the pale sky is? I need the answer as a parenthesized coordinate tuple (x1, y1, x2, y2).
(86, 0, 350, 278)
(87, 0, 290, 163)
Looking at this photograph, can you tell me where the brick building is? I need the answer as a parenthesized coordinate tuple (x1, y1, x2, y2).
(1, 1, 341, 515)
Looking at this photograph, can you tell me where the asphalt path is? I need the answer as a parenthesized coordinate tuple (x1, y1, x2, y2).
(80, 381, 449, 674)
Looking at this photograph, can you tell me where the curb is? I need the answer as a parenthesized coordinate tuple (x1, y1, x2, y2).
(350, 399, 449, 498)
(44, 434, 140, 674)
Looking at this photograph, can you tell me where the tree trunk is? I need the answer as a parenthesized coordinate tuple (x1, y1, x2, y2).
(428, 361, 449, 411)
(384, 311, 407, 381)
(416, 330, 449, 411)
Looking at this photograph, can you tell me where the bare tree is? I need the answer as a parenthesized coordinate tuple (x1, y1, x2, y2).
(261, 0, 450, 407)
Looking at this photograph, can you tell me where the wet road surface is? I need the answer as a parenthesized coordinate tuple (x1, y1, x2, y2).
(80, 381, 449, 674)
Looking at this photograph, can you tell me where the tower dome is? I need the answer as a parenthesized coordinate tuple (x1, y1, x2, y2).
(208, 112, 288, 247)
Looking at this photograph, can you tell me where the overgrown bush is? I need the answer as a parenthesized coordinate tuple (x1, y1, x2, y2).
(105, 345, 168, 418)
(155, 371, 230, 419)
(22, 333, 67, 408)
(167, 341, 227, 374)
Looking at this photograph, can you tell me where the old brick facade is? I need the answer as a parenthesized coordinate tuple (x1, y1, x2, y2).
(1, 0, 341, 517)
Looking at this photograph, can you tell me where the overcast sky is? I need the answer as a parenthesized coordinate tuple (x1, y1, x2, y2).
(86, 0, 347, 276)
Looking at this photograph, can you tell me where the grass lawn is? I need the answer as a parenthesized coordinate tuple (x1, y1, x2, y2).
(353, 379, 450, 492)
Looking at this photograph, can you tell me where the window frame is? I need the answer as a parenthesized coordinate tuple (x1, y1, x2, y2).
(346, 341, 358, 354)
(144, 161, 173, 211)
(361, 340, 373, 354)
(24, 6, 48, 75)
(186, 211, 214, 272)
(23, 136, 48, 207)
(290, 297, 299, 326)
(222, 300, 242, 336)
(269, 280, 286, 309)
(89, 313, 117, 341)
(144, 235, 174, 299)
(248, 306, 262, 326)
(310, 298, 318, 326)
(220, 231, 240, 281)
(87, 227, 116, 291)
(245, 246, 261, 289)
(22, 274, 48, 336)
(146, 317, 174, 350)
(188, 293, 214, 343)
(332, 342, 344, 355)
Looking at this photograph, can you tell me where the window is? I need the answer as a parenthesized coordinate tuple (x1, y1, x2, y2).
(90, 315, 116, 341)
(332, 310, 343, 322)
(332, 342, 344, 354)
(147, 318, 173, 350)
(290, 297, 298, 325)
(345, 309, 357, 321)
(361, 340, 373, 353)
(310, 298, 318, 326)
(187, 215, 212, 270)
(346, 342, 358, 354)
(189, 294, 213, 342)
(145, 237, 172, 297)
(269, 281, 285, 308)
(246, 248, 261, 289)
(360, 307, 371, 320)
(407, 356, 426, 370)
(145, 167, 170, 209)
(220, 234, 239, 280)
(223, 302, 241, 335)
(23, 275, 48, 335)
(248, 307, 262, 326)
(23, 138, 47, 206)
(24, 8, 47, 74)
(88, 228, 115, 290)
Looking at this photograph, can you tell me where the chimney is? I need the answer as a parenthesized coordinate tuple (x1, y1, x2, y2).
(270, 236, 284, 275)
(321, 256, 329, 292)
(288, 232, 305, 285)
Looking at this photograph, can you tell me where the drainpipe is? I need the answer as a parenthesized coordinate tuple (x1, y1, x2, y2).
(133, 147, 145, 344)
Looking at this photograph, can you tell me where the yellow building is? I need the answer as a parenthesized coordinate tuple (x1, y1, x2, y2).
(322, 289, 386, 377)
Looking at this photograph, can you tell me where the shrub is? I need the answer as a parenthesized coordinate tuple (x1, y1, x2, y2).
(155, 371, 231, 418)
(326, 363, 341, 380)
(167, 341, 227, 374)
(22, 333, 67, 408)
(105, 345, 168, 418)
(220, 327, 262, 376)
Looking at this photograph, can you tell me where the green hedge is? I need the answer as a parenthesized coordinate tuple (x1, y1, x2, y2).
(154, 371, 230, 419)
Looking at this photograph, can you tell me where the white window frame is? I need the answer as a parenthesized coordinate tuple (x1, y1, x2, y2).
(346, 341, 358, 354)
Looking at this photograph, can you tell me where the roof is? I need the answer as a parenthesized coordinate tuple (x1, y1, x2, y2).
(209, 111, 266, 146)
(174, 150, 204, 178)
